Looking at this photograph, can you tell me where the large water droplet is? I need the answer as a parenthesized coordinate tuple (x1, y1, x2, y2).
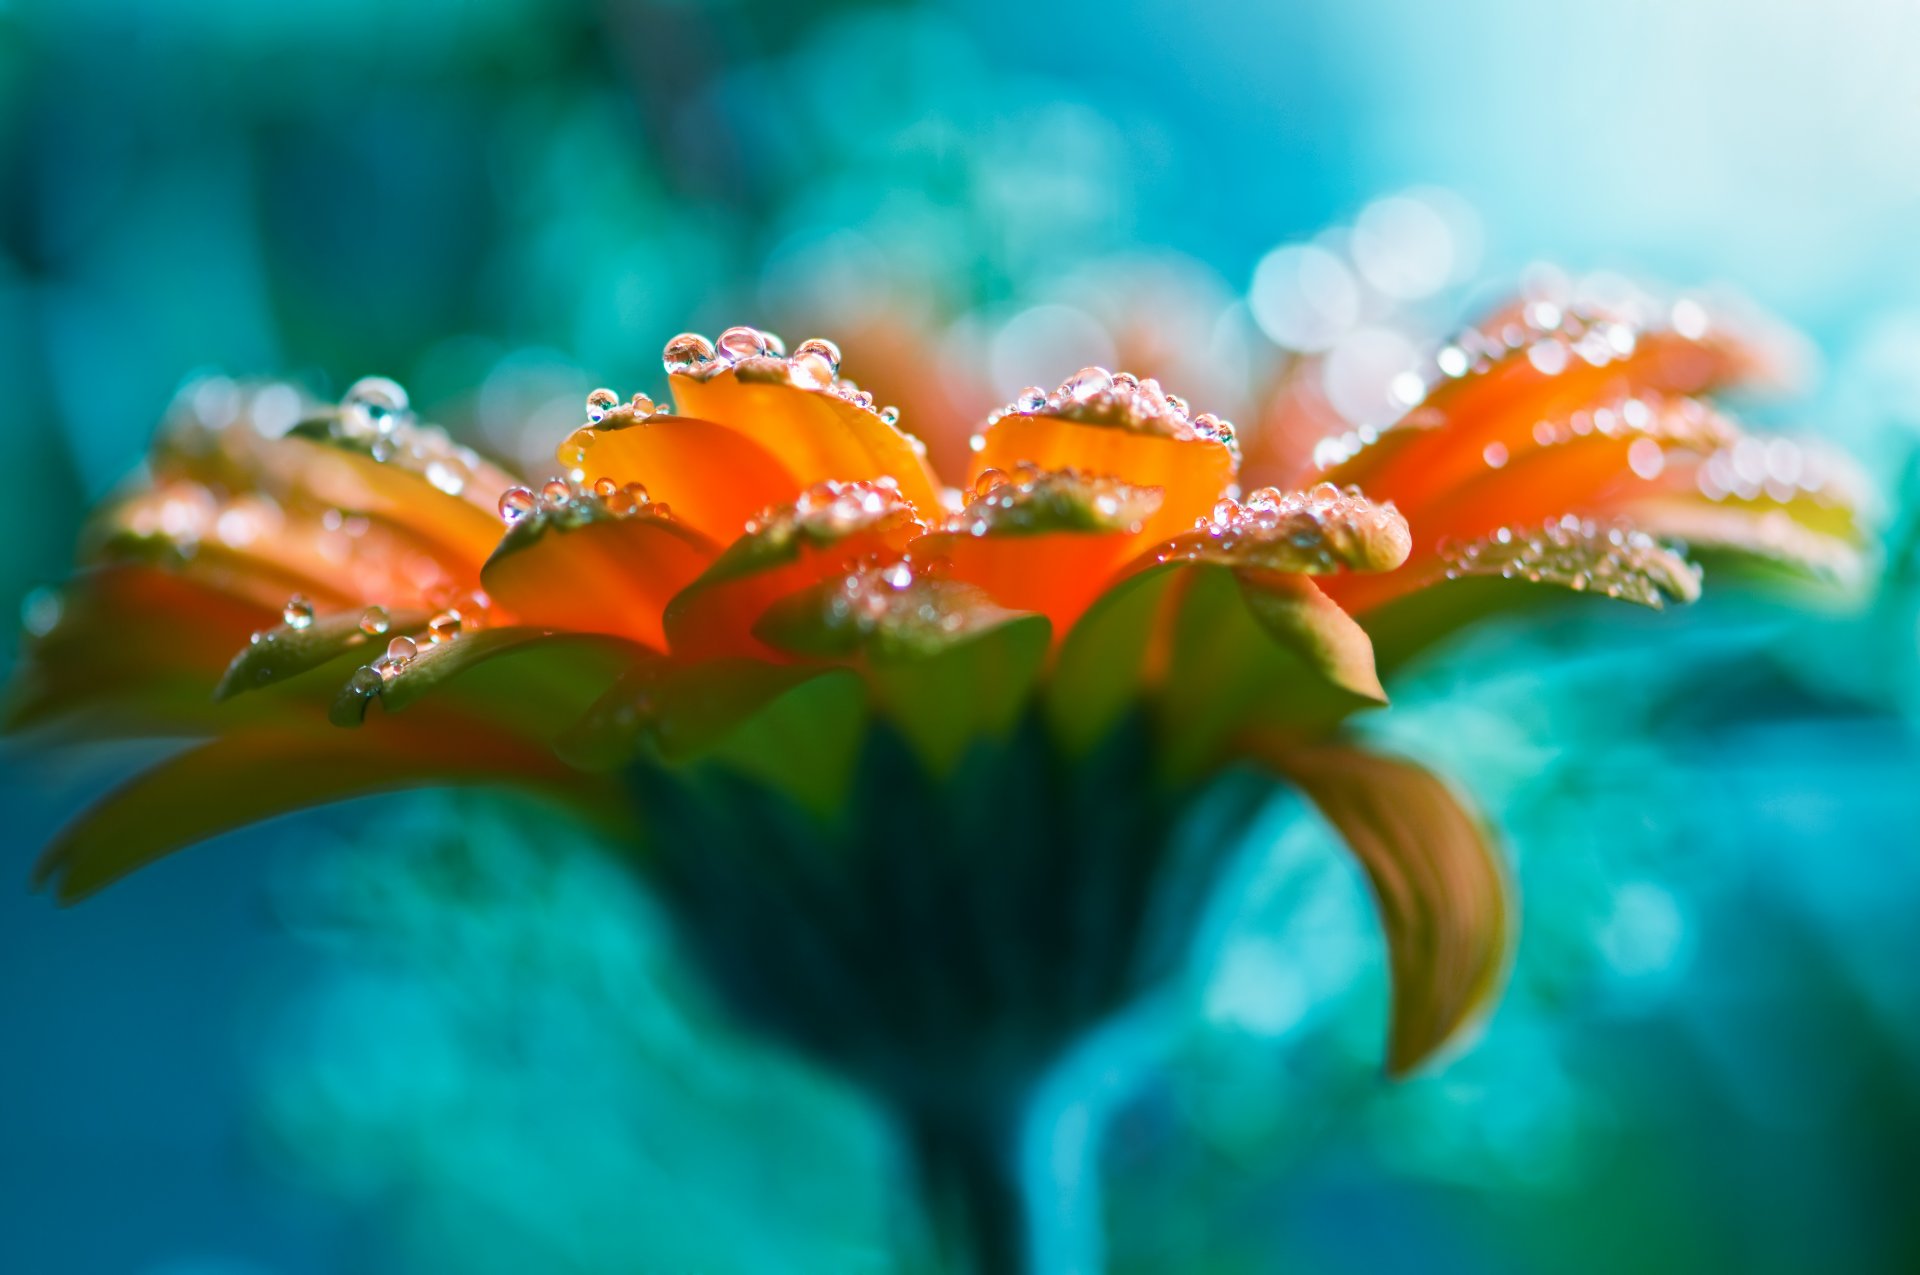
(716, 326, 770, 363)
(498, 486, 537, 522)
(585, 388, 620, 422)
(792, 338, 841, 375)
(283, 595, 315, 630)
(386, 635, 419, 664)
(359, 606, 391, 637)
(663, 333, 717, 376)
(340, 376, 409, 440)
(1063, 366, 1113, 405)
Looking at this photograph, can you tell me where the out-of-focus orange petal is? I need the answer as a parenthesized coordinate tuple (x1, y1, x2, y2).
(34, 720, 629, 903)
(561, 413, 803, 546)
(482, 499, 717, 651)
(6, 565, 270, 738)
(1320, 297, 1779, 522)
(261, 422, 515, 576)
(101, 482, 474, 615)
(669, 364, 944, 519)
(908, 467, 1166, 638)
(663, 481, 926, 660)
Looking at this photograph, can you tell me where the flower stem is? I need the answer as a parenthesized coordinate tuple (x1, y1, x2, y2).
(905, 1086, 1104, 1275)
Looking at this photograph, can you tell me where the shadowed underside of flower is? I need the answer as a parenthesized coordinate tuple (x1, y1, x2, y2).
(7, 296, 1863, 1098)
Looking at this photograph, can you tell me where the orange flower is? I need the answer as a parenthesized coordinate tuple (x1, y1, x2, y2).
(9, 299, 1861, 1086)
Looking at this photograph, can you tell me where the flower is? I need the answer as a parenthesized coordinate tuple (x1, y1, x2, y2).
(12, 295, 1862, 1065)
(4, 290, 1865, 1268)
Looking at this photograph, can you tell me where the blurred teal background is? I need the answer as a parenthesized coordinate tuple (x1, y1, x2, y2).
(6, 0, 1920, 1271)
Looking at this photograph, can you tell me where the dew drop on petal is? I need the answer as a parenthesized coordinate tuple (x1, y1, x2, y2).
(629, 392, 655, 416)
(717, 326, 769, 363)
(792, 338, 842, 374)
(428, 611, 462, 643)
(359, 606, 391, 637)
(585, 388, 620, 422)
(499, 486, 537, 522)
(1063, 366, 1113, 404)
(879, 405, 900, 426)
(283, 595, 315, 630)
(663, 332, 717, 375)
(340, 376, 409, 438)
(346, 665, 385, 701)
(386, 635, 418, 664)
(541, 479, 573, 506)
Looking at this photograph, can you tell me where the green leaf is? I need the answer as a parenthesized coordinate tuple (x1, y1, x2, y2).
(216, 608, 425, 701)
(331, 627, 644, 731)
(1048, 561, 1387, 776)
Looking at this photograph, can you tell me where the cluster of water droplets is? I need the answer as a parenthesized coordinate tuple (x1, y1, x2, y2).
(496, 474, 662, 530)
(322, 377, 493, 501)
(1692, 434, 1854, 507)
(1439, 516, 1701, 607)
(1168, 482, 1411, 574)
(811, 559, 980, 653)
(660, 326, 908, 429)
(741, 478, 923, 547)
(980, 367, 1241, 464)
(1312, 295, 1709, 470)
(952, 464, 1162, 538)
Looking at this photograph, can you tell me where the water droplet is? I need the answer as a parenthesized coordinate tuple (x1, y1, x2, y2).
(283, 595, 315, 630)
(629, 392, 656, 416)
(663, 332, 717, 375)
(1015, 386, 1047, 413)
(20, 586, 62, 639)
(1483, 441, 1509, 469)
(792, 338, 841, 374)
(346, 665, 385, 700)
(428, 611, 462, 643)
(973, 468, 1008, 499)
(585, 388, 620, 422)
(879, 405, 901, 426)
(1063, 366, 1113, 404)
(359, 606, 391, 637)
(541, 479, 572, 506)
(386, 635, 419, 664)
(340, 376, 409, 439)
(499, 487, 537, 521)
(558, 428, 595, 468)
(716, 326, 769, 363)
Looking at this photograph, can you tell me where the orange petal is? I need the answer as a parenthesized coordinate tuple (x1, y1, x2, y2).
(908, 467, 1166, 637)
(970, 403, 1235, 545)
(34, 722, 625, 903)
(259, 421, 515, 576)
(483, 499, 717, 651)
(663, 481, 926, 660)
(561, 413, 804, 546)
(1234, 736, 1512, 1076)
(1321, 296, 1777, 523)
(5, 565, 270, 738)
(669, 362, 944, 519)
(101, 481, 475, 615)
